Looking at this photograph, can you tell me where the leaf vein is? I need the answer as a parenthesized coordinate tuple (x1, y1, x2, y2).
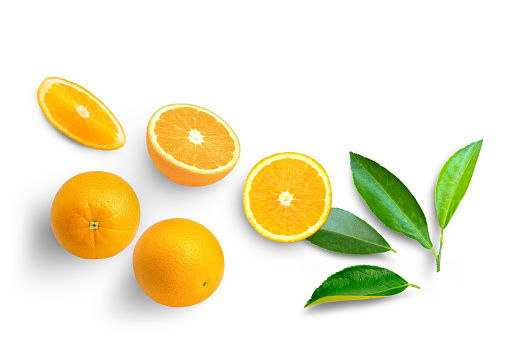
(439, 141, 482, 227)
(353, 155, 431, 248)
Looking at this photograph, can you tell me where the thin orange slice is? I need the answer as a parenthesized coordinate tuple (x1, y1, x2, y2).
(37, 77, 126, 150)
(243, 152, 332, 242)
(146, 103, 241, 187)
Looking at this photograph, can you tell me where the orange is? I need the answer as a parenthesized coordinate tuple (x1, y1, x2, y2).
(243, 152, 332, 242)
(50, 171, 140, 259)
(146, 103, 240, 186)
(133, 218, 224, 307)
(37, 77, 126, 150)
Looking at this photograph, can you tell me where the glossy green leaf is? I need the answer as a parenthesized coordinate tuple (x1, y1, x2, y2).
(304, 265, 419, 307)
(350, 152, 433, 250)
(436, 139, 483, 230)
(306, 208, 395, 254)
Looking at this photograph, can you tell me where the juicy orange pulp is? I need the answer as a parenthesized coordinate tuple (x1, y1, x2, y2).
(244, 152, 332, 242)
(147, 104, 240, 186)
(154, 105, 236, 169)
(38, 77, 126, 150)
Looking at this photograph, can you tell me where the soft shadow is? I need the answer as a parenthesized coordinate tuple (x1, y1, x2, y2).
(142, 151, 185, 189)
(304, 292, 411, 314)
(236, 174, 299, 252)
(24, 197, 82, 279)
(428, 167, 442, 263)
(111, 261, 187, 319)
(424, 247, 439, 272)
(300, 239, 398, 265)
(350, 189, 375, 221)
(236, 173, 258, 236)
(139, 149, 224, 197)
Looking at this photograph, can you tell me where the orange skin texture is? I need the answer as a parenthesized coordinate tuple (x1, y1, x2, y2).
(133, 218, 225, 307)
(50, 171, 140, 259)
(146, 132, 234, 186)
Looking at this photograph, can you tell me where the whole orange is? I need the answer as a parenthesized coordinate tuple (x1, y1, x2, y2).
(50, 171, 140, 259)
(133, 218, 225, 307)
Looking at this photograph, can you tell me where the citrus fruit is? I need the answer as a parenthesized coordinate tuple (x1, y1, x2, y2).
(243, 152, 332, 242)
(37, 77, 126, 150)
(146, 103, 240, 186)
(133, 218, 224, 307)
(50, 171, 140, 259)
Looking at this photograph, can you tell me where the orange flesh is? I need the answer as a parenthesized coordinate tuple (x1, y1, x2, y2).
(154, 106, 235, 170)
(43, 83, 119, 145)
(248, 158, 327, 236)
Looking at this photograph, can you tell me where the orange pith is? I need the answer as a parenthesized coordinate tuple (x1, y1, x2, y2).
(37, 77, 126, 150)
(243, 153, 332, 242)
(147, 104, 240, 186)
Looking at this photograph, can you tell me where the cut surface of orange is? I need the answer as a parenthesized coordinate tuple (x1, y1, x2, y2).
(243, 152, 332, 242)
(147, 103, 240, 186)
(37, 77, 126, 150)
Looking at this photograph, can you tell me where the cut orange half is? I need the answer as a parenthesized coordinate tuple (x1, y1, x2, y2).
(243, 152, 332, 242)
(147, 104, 240, 187)
(37, 77, 126, 150)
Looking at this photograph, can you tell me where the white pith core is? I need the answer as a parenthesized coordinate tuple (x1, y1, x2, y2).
(188, 129, 204, 145)
(76, 105, 90, 118)
(278, 191, 294, 207)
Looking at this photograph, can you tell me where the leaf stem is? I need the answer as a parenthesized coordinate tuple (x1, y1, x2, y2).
(431, 247, 440, 272)
(436, 229, 444, 273)
(409, 284, 421, 289)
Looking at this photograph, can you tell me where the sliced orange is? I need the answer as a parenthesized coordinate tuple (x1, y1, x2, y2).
(243, 152, 332, 242)
(146, 103, 240, 187)
(37, 77, 126, 150)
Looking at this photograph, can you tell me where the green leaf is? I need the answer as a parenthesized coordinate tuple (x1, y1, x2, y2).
(436, 139, 483, 230)
(306, 208, 396, 255)
(350, 152, 433, 250)
(304, 265, 419, 308)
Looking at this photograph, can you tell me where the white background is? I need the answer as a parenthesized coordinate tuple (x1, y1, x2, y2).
(1, 1, 508, 338)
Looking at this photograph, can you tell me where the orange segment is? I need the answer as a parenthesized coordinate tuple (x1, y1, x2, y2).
(37, 77, 126, 150)
(154, 106, 236, 169)
(243, 152, 332, 242)
(147, 104, 240, 186)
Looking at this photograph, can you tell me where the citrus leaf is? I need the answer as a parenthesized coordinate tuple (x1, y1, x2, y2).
(306, 208, 396, 255)
(435, 139, 483, 230)
(304, 265, 419, 308)
(350, 152, 433, 250)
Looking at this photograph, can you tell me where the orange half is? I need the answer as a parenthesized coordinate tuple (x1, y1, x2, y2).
(243, 152, 332, 242)
(37, 77, 126, 150)
(147, 104, 240, 186)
